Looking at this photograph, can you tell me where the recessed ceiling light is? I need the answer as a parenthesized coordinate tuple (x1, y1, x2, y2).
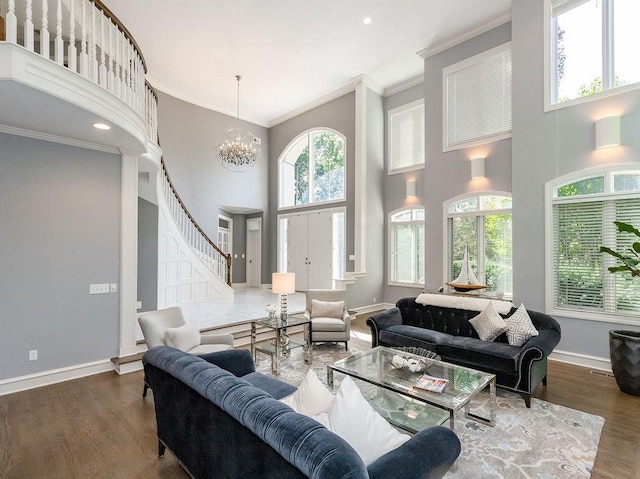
(363, 17, 372, 25)
(93, 122, 111, 130)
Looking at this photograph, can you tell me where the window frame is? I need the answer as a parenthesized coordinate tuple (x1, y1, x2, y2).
(443, 191, 513, 297)
(442, 42, 512, 152)
(544, 0, 640, 111)
(388, 207, 425, 288)
(278, 128, 347, 211)
(387, 99, 425, 175)
(544, 165, 640, 325)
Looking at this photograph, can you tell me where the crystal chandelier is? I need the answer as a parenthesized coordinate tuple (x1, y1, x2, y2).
(216, 75, 260, 172)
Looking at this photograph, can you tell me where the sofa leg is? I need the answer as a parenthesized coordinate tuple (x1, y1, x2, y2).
(158, 440, 166, 458)
(521, 393, 532, 408)
(542, 375, 548, 387)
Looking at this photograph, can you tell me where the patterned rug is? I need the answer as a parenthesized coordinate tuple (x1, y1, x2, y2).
(255, 345, 605, 479)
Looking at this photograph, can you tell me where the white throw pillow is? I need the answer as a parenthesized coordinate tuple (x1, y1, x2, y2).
(469, 302, 508, 342)
(505, 303, 539, 346)
(311, 299, 344, 319)
(164, 322, 201, 351)
(280, 369, 335, 417)
(324, 376, 410, 466)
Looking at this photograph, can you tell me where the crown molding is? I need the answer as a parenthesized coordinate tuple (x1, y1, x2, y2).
(0, 124, 121, 154)
(350, 74, 385, 96)
(383, 74, 425, 97)
(147, 76, 270, 128)
(418, 12, 512, 59)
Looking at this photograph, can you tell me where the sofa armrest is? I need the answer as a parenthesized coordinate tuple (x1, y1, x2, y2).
(366, 307, 403, 347)
(367, 426, 460, 479)
(198, 348, 255, 377)
(520, 327, 561, 358)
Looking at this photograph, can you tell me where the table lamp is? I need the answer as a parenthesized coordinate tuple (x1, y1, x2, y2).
(272, 272, 295, 321)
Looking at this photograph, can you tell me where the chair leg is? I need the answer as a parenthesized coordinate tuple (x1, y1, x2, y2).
(158, 440, 166, 458)
(143, 383, 149, 398)
(345, 341, 348, 351)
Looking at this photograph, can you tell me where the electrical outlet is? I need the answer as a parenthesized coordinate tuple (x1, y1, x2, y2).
(29, 350, 38, 361)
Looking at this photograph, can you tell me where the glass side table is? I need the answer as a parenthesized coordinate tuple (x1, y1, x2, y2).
(251, 315, 313, 375)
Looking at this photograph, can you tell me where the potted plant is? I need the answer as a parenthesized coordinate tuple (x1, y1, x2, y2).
(600, 221, 640, 396)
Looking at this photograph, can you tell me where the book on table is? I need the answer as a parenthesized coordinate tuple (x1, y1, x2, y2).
(414, 374, 448, 393)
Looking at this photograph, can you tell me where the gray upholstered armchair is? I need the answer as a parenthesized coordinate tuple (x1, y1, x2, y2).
(303, 289, 351, 350)
(138, 306, 234, 397)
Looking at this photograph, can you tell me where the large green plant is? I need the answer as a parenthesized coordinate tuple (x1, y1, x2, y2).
(600, 222, 640, 277)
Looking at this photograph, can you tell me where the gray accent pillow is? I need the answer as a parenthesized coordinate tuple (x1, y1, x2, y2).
(505, 303, 539, 346)
(469, 302, 508, 342)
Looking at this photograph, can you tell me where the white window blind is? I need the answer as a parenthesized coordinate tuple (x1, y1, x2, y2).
(444, 43, 512, 151)
(553, 197, 640, 315)
(389, 101, 424, 172)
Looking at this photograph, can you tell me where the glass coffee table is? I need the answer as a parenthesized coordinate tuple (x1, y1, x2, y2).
(251, 315, 312, 375)
(327, 346, 495, 433)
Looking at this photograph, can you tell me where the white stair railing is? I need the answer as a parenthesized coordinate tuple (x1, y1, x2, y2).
(1, 0, 157, 144)
(160, 157, 232, 286)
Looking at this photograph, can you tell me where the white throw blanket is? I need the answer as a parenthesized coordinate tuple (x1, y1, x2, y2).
(415, 293, 514, 315)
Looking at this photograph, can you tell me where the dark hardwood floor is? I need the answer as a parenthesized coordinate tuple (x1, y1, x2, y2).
(0, 316, 637, 478)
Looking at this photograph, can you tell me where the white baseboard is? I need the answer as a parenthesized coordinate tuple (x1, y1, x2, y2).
(0, 359, 114, 397)
(350, 303, 395, 316)
(549, 349, 612, 372)
(114, 360, 143, 375)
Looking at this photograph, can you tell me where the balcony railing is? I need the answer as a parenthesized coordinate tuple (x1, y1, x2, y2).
(1, 0, 157, 143)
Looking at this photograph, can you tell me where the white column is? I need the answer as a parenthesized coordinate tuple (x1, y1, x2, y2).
(118, 152, 139, 361)
(351, 75, 368, 273)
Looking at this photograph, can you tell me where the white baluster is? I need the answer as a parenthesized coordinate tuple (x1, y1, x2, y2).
(67, 0, 76, 72)
(91, 4, 97, 81)
(6, 0, 17, 44)
(24, 0, 34, 51)
(40, 0, 49, 60)
(99, 11, 106, 86)
(107, 21, 114, 92)
(113, 26, 121, 98)
(54, 0, 63, 64)
(79, 0, 88, 77)
(120, 34, 127, 100)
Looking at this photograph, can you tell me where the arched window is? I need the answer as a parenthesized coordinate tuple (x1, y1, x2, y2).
(389, 207, 425, 286)
(279, 129, 346, 208)
(445, 192, 512, 296)
(546, 168, 640, 321)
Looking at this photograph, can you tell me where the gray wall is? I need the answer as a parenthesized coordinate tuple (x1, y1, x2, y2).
(138, 197, 158, 313)
(0, 133, 121, 380)
(511, 0, 640, 358)
(268, 92, 356, 288)
(157, 91, 271, 284)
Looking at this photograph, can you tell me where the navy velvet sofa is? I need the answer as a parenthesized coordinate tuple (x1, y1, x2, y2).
(366, 297, 561, 408)
(142, 346, 461, 479)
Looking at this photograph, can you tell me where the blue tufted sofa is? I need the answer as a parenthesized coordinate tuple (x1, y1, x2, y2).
(366, 297, 561, 408)
(142, 346, 461, 479)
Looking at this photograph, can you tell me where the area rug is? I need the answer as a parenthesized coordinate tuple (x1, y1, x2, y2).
(256, 346, 605, 479)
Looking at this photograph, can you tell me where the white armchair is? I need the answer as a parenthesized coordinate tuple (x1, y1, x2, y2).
(138, 306, 234, 397)
(303, 289, 351, 350)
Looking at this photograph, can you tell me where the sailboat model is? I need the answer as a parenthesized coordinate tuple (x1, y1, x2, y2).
(446, 247, 486, 292)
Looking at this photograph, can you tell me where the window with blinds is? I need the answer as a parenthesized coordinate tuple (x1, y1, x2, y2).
(551, 171, 640, 318)
(388, 100, 424, 173)
(443, 42, 512, 152)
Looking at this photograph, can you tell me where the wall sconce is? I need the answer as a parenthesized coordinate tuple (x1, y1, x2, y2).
(595, 116, 621, 149)
(406, 179, 416, 198)
(471, 158, 485, 179)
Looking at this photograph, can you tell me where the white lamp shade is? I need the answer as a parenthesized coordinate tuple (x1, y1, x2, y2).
(272, 273, 296, 294)
(471, 158, 485, 179)
(595, 116, 621, 149)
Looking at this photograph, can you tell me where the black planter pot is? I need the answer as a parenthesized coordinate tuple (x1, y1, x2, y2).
(609, 330, 640, 397)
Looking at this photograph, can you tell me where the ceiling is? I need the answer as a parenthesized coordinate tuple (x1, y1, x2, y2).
(103, 0, 511, 127)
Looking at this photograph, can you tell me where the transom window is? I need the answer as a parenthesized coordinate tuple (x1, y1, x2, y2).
(445, 193, 513, 296)
(389, 208, 425, 286)
(548, 0, 640, 106)
(279, 129, 345, 209)
(547, 169, 640, 321)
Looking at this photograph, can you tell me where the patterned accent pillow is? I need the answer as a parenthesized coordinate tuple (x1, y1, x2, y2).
(505, 303, 539, 346)
(469, 302, 508, 342)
